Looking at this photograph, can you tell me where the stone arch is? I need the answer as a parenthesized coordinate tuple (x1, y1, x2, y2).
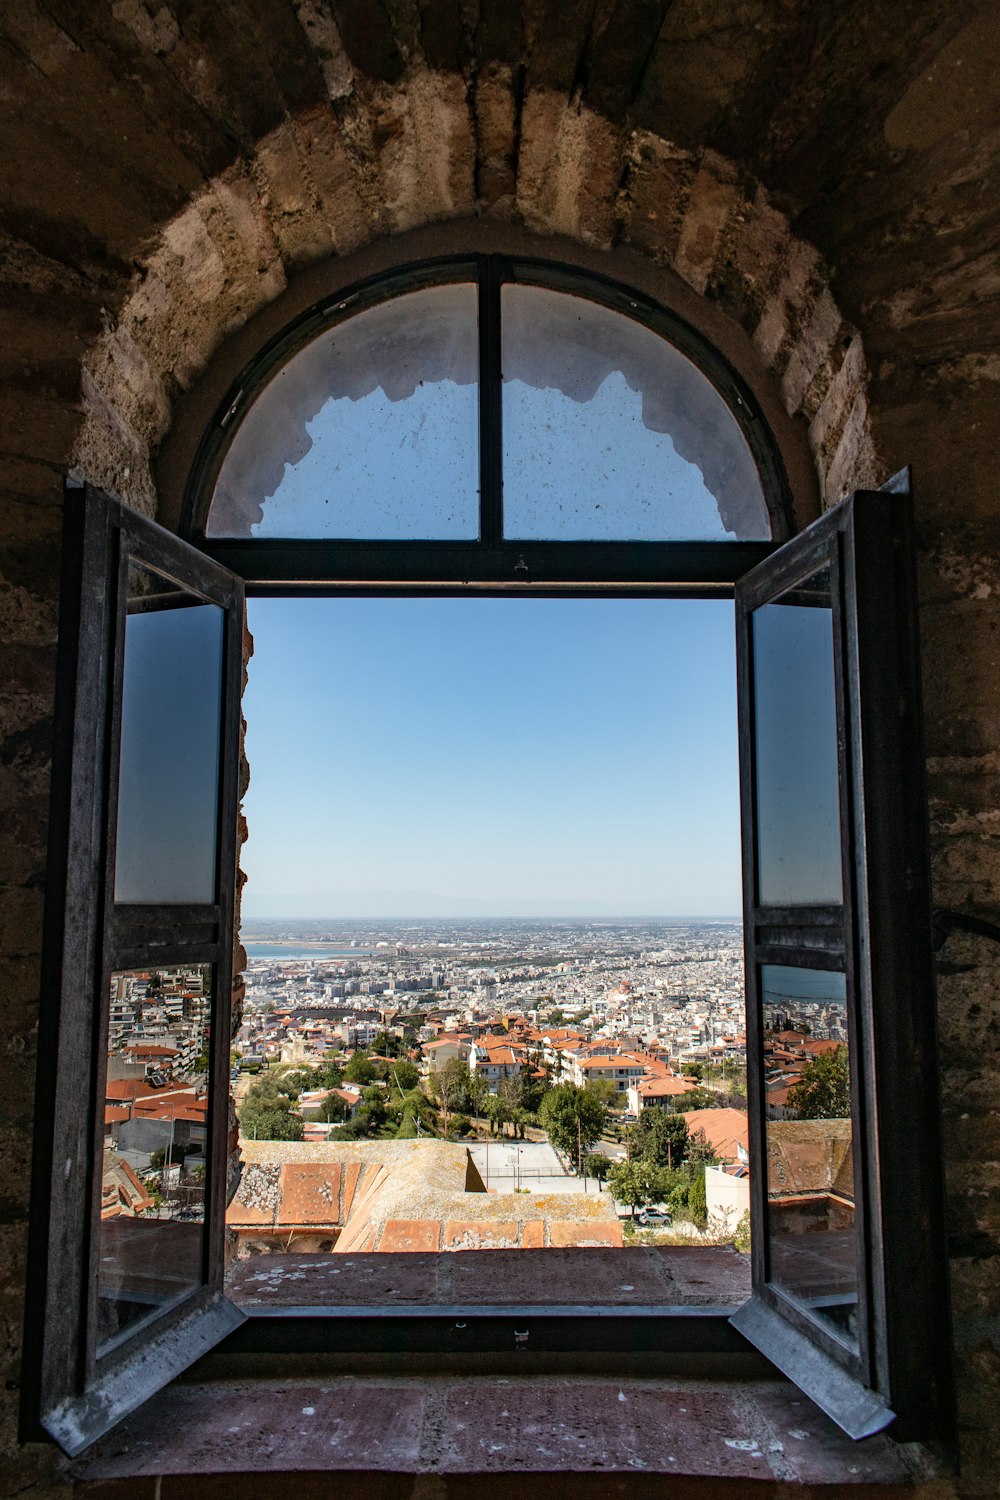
(72, 79, 878, 527)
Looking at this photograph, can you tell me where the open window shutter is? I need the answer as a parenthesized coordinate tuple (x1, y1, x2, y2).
(730, 476, 952, 1442)
(26, 485, 246, 1456)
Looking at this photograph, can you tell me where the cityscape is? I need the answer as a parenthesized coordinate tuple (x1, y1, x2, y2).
(98, 915, 853, 1305)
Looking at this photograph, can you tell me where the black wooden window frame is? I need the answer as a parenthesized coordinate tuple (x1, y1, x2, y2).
(730, 484, 952, 1443)
(25, 493, 247, 1456)
(24, 259, 952, 1457)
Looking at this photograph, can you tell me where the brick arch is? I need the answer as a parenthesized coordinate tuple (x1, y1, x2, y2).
(74, 80, 876, 525)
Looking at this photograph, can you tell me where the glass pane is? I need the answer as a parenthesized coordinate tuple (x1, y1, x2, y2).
(501, 284, 770, 541)
(752, 567, 843, 906)
(207, 283, 479, 540)
(114, 564, 223, 905)
(98, 964, 212, 1354)
(761, 964, 858, 1346)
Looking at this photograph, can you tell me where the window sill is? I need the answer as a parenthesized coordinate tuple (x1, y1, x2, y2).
(71, 1251, 946, 1495)
(71, 1368, 945, 1495)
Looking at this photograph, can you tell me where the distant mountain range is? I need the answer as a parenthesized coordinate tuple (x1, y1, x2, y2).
(241, 888, 738, 919)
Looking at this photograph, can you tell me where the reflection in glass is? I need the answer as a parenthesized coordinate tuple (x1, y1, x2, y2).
(761, 964, 858, 1345)
(97, 965, 212, 1353)
(208, 283, 479, 539)
(114, 565, 223, 905)
(752, 567, 843, 906)
(501, 284, 770, 541)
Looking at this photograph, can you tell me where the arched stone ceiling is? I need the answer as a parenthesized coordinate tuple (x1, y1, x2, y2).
(74, 90, 872, 522)
(2, 0, 998, 534)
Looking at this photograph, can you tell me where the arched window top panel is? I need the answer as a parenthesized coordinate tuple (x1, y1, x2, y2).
(198, 259, 780, 548)
(208, 282, 480, 541)
(500, 284, 768, 542)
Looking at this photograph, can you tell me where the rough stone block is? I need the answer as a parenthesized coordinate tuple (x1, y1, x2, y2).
(442, 1220, 520, 1250)
(781, 288, 843, 418)
(379, 1218, 441, 1252)
(517, 92, 624, 245)
(547, 1222, 623, 1248)
(255, 121, 336, 269)
(674, 186, 740, 296)
(278, 1161, 342, 1225)
(621, 136, 695, 266)
(474, 69, 518, 208)
(294, 110, 372, 255)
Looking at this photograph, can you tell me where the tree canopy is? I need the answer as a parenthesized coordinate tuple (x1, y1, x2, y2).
(787, 1045, 851, 1119)
(390, 1058, 420, 1093)
(343, 1052, 377, 1085)
(629, 1108, 689, 1168)
(539, 1083, 608, 1168)
(607, 1158, 664, 1217)
(238, 1074, 304, 1141)
(432, 1057, 477, 1115)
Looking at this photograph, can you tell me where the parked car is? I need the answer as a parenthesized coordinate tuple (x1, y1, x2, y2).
(637, 1208, 671, 1226)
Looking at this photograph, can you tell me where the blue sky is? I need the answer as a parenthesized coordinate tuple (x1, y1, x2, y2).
(241, 597, 742, 918)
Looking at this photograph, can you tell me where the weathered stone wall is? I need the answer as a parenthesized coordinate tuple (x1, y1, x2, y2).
(76, 107, 873, 521)
(2, 2, 1000, 1495)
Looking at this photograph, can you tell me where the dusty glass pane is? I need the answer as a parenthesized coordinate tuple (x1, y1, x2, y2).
(97, 964, 212, 1354)
(114, 564, 223, 905)
(501, 285, 770, 541)
(752, 567, 843, 906)
(208, 283, 479, 539)
(761, 964, 858, 1347)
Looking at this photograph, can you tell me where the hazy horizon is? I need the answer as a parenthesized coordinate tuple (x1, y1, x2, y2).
(240, 891, 744, 921)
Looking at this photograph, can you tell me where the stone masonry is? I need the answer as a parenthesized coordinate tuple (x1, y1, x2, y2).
(2, 3, 1000, 1495)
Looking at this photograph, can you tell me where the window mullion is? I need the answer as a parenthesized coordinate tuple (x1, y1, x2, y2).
(478, 256, 504, 546)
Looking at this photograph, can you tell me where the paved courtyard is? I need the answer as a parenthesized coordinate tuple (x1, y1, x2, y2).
(467, 1139, 608, 1196)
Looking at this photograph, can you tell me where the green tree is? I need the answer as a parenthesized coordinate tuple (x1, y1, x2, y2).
(343, 1052, 377, 1085)
(431, 1058, 476, 1131)
(632, 1108, 690, 1168)
(361, 1085, 387, 1129)
(316, 1057, 344, 1089)
(584, 1152, 613, 1184)
(539, 1084, 608, 1171)
(391, 1058, 420, 1093)
(688, 1163, 708, 1228)
(498, 1073, 536, 1135)
(686, 1130, 719, 1169)
(787, 1045, 850, 1119)
(677, 1085, 725, 1111)
(484, 1092, 510, 1137)
(607, 1159, 664, 1219)
(585, 1077, 617, 1108)
(243, 1106, 304, 1141)
(239, 1072, 304, 1141)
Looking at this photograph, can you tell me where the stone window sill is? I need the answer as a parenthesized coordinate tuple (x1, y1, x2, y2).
(71, 1251, 947, 1495)
(72, 1369, 945, 1496)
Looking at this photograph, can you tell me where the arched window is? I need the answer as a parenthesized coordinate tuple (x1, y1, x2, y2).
(30, 256, 948, 1460)
(184, 258, 788, 587)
